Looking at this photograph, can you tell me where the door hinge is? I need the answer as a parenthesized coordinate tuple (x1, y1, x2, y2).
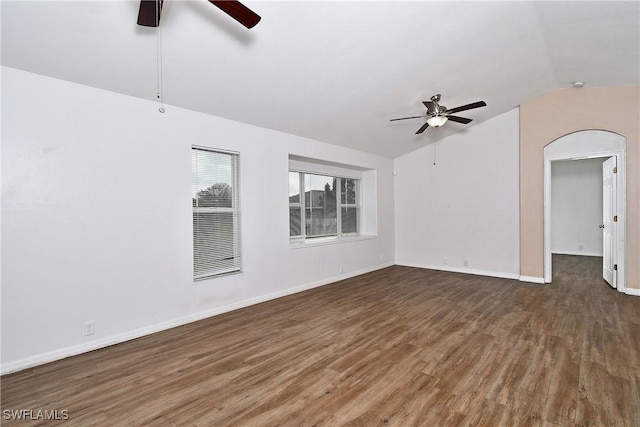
(614, 215, 618, 222)
(614, 264, 618, 271)
(613, 166, 617, 173)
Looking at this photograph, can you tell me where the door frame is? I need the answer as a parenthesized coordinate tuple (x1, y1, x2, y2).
(543, 130, 626, 291)
(602, 156, 617, 287)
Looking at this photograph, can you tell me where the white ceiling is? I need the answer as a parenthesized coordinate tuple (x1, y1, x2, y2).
(2, 1, 638, 158)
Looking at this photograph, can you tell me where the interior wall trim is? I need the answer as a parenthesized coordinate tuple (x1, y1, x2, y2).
(551, 251, 603, 257)
(625, 288, 640, 297)
(519, 276, 546, 284)
(396, 262, 520, 281)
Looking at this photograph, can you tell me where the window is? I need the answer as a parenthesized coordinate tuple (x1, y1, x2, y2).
(289, 172, 360, 241)
(192, 147, 241, 280)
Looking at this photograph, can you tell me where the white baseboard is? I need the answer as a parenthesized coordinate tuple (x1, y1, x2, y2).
(625, 287, 640, 297)
(519, 275, 546, 284)
(1, 262, 394, 375)
(395, 261, 520, 281)
(552, 251, 603, 257)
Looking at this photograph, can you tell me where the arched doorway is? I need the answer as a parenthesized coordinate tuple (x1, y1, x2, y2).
(543, 130, 626, 291)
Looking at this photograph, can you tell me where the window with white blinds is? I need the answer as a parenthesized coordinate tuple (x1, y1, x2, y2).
(192, 147, 241, 280)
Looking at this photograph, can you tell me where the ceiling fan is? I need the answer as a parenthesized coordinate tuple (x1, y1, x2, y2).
(137, 0, 261, 29)
(390, 94, 487, 135)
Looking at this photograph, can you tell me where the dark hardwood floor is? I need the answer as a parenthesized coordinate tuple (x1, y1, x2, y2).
(2, 255, 639, 426)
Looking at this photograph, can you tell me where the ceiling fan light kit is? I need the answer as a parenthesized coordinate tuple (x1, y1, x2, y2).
(426, 115, 448, 127)
(391, 94, 487, 135)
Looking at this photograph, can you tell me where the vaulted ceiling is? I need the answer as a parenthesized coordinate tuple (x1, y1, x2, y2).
(2, 1, 638, 158)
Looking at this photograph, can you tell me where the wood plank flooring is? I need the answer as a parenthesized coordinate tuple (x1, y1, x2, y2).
(2, 255, 639, 426)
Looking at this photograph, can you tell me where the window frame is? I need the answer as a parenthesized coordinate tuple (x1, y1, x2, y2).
(289, 170, 361, 243)
(192, 146, 242, 281)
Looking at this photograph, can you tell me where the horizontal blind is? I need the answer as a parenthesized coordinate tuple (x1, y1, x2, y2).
(192, 148, 241, 280)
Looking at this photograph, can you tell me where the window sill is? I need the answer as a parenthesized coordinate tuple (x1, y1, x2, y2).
(194, 268, 242, 282)
(289, 235, 377, 249)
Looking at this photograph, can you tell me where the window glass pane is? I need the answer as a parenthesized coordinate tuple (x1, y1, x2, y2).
(194, 183, 233, 208)
(305, 208, 337, 236)
(305, 174, 334, 196)
(305, 174, 337, 237)
(289, 207, 301, 237)
(341, 207, 358, 234)
(342, 178, 357, 205)
(289, 172, 300, 204)
(192, 151, 234, 208)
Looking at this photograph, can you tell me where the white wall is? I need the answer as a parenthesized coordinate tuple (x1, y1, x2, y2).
(551, 158, 605, 256)
(394, 108, 520, 278)
(1, 67, 395, 372)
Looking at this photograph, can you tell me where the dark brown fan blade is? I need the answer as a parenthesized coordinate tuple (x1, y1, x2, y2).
(137, 0, 163, 27)
(415, 122, 430, 134)
(390, 115, 424, 122)
(446, 115, 472, 124)
(209, 0, 261, 28)
(446, 101, 486, 115)
(422, 101, 436, 112)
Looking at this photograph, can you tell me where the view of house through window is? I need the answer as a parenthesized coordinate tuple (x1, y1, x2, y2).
(289, 171, 359, 240)
(192, 147, 241, 280)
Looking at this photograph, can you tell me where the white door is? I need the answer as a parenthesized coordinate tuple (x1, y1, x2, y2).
(602, 156, 616, 288)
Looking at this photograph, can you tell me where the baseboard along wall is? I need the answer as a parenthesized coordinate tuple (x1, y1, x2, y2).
(1, 262, 394, 375)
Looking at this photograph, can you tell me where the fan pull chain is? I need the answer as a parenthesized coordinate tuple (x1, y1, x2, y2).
(156, 0, 165, 113)
(433, 126, 437, 165)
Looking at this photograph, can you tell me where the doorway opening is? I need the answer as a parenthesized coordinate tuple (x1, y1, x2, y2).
(543, 130, 626, 292)
(549, 157, 611, 285)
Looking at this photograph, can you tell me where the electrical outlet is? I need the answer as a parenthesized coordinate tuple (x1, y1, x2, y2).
(464, 260, 469, 267)
(84, 321, 95, 336)
(578, 244, 584, 251)
(442, 258, 447, 265)
(339, 265, 344, 273)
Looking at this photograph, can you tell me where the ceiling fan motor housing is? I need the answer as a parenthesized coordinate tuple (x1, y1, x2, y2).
(434, 105, 447, 116)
